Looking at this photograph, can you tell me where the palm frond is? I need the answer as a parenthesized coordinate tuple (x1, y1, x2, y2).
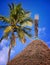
(0, 15, 9, 23)
(9, 4, 22, 22)
(22, 29, 32, 38)
(8, 4, 12, 10)
(22, 27, 32, 31)
(20, 19, 33, 27)
(17, 27, 32, 40)
(16, 3, 21, 10)
(4, 26, 12, 33)
(21, 21, 32, 27)
(20, 17, 33, 24)
(16, 28, 26, 43)
(18, 31, 26, 43)
(0, 26, 12, 42)
(11, 3, 14, 9)
(21, 12, 31, 20)
(18, 30, 24, 39)
(25, 11, 31, 17)
(0, 25, 8, 29)
(21, 38, 26, 43)
(18, 12, 31, 23)
(0, 31, 9, 42)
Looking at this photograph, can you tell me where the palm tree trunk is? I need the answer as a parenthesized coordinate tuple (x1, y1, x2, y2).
(7, 32, 15, 65)
(7, 44, 12, 64)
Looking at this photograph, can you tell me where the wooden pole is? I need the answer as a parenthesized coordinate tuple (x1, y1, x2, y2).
(34, 14, 39, 38)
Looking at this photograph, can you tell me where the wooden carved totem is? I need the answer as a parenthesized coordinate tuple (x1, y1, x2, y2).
(34, 14, 39, 38)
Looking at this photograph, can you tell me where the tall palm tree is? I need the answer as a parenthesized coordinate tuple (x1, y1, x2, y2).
(0, 3, 33, 63)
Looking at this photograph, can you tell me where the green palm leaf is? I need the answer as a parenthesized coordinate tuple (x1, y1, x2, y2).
(22, 29, 32, 38)
(0, 26, 12, 42)
(20, 17, 33, 24)
(0, 26, 8, 29)
(4, 26, 12, 33)
(0, 3, 33, 45)
(8, 4, 12, 10)
(0, 15, 10, 23)
(25, 11, 31, 17)
(0, 32, 9, 42)
(22, 27, 32, 31)
(21, 21, 32, 27)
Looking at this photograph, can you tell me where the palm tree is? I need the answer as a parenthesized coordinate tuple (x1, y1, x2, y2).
(0, 3, 33, 64)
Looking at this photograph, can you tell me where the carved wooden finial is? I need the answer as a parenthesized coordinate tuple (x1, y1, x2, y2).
(34, 14, 39, 38)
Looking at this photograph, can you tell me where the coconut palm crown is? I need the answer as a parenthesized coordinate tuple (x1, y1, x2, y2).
(0, 3, 33, 47)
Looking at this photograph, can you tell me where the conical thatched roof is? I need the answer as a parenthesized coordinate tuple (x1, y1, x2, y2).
(7, 40, 50, 65)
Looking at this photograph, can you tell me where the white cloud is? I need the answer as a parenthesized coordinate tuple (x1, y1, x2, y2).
(0, 39, 9, 48)
(38, 27, 46, 37)
(0, 39, 10, 65)
(38, 27, 46, 34)
(0, 39, 15, 65)
(0, 47, 9, 65)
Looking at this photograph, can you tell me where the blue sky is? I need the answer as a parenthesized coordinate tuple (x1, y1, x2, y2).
(0, 0, 50, 65)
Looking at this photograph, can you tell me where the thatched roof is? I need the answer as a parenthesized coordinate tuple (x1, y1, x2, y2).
(7, 40, 50, 65)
